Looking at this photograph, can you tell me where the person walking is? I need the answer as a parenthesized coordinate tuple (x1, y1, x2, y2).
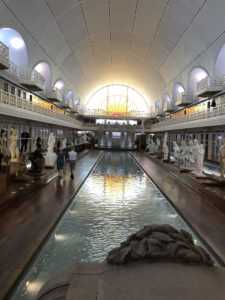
(68, 147, 77, 179)
(56, 148, 65, 179)
(20, 128, 29, 152)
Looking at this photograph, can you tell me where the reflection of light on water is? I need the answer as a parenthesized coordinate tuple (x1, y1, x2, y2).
(26, 280, 43, 294)
(54, 234, 69, 241)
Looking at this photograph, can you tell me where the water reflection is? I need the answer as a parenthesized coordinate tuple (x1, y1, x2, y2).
(11, 151, 205, 299)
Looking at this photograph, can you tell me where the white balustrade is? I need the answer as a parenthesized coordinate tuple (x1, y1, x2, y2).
(196, 75, 225, 97)
(45, 86, 62, 102)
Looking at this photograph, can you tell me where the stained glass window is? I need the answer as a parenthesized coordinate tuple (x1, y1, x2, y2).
(85, 84, 149, 116)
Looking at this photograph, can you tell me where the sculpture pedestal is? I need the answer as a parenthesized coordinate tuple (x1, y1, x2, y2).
(10, 162, 18, 176)
(37, 157, 45, 170)
(0, 173, 7, 194)
(45, 152, 56, 168)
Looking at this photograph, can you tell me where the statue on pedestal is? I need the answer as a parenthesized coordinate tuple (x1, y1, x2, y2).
(9, 129, 19, 162)
(155, 138, 161, 155)
(179, 140, 186, 167)
(185, 139, 194, 168)
(62, 138, 67, 149)
(45, 132, 57, 167)
(149, 140, 155, 154)
(196, 144, 205, 175)
(220, 138, 225, 178)
(173, 141, 180, 162)
(192, 139, 200, 167)
(163, 133, 169, 160)
(0, 129, 7, 156)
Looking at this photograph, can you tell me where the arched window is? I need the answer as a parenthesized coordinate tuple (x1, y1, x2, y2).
(173, 83, 184, 103)
(54, 79, 65, 97)
(86, 84, 149, 116)
(162, 93, 171, 109)
(188, 67, 208, 96)
(34, 62, 51, 85)
(0, 27, 28, 67)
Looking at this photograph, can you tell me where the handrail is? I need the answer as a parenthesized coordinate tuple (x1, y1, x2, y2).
(78, 108, 152, 118)
(0, 89, 81, 126)
(151, 103, 225, 129)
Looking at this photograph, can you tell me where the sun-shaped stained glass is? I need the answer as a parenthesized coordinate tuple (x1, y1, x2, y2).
(85, 84, 149, 116)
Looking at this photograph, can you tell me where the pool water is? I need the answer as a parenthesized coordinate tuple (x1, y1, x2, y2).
(10, 151, 208, 299)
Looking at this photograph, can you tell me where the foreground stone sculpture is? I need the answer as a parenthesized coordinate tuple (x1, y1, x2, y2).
(45, 132, 57, 167)
(106, 224, 213, 265)
(172, 141, 180, 162)
(9, 129, 19, 162)
(36, 225, 225, 300)
(162, 133, 169, 161)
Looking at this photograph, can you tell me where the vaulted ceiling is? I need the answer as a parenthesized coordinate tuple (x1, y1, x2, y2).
(1, 0, 225, 106)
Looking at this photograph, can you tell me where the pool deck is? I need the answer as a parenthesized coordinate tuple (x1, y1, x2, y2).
(0, 150, 102, 299)
(132, 152, 225, 265)
(1, 149, 225, 299)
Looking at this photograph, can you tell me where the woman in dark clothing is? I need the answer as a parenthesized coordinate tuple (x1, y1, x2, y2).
(56, 148, 65, 178)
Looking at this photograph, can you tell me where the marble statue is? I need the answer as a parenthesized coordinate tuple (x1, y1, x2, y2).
(163, 132, 168, 160)
(45, 132, 57, 167)
(179, 140, 186, 167)
(186, 139, 194, 168)
(196, 144, 205, 175)
(9, 129, 19, 162)
(220, 138, 225, 178)
(106, 224, 213, 266)
(149, 139, 155, 154)
(62, 138, 67, 149)
(47, 132, 55, 153)
(0, 129, 7, 157)
(192, 139, 200, 166)
(173, 141, 180, 162)
(155, 138, 160, 154)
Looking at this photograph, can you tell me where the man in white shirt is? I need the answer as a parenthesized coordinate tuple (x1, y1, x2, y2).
(68, 147, 78, 179)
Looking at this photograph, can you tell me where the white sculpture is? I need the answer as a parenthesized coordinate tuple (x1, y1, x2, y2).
(173, 141, 180, 162)
(192, 139, 200, 167)
(45, 132, 57, 167)
(149, 140, 155, 154)
(179, 140, 186, 167)
(196, 144, 205, 175)
(62, 138, 67, 149)
(47, 132, 55, 153)
(220, 138, 225, 178)
(9, 129, 19, 162)
(163, 133, 169, 160)
(185, 139, 194, 168)
(155, 138, 160, 154)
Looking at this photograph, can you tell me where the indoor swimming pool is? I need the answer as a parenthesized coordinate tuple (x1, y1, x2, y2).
(10, 151, 209, 299)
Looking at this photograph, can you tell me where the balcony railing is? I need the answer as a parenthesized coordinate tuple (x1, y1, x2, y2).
(0, 89, 81, 126)
(0, 42, 10, 69)
(18, 68, 45, 91)
(45, 86, 62, 102)
(151, 103, 225, 130)
(78, 108, 152, 118)
(196, 75, 225, 97)
(163, 102, 175, 113)
(175, 94, 197, 107)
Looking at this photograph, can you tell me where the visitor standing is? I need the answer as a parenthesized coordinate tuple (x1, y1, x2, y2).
(56, 148, 65, 179)
(68, 147, 77, 179)
(20, 128, 29, 152)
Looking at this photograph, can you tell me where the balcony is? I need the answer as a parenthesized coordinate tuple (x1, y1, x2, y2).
(155, 107, 164, 116)
(78, 108, 151, 119)
(196, 75, 225, 97)
(0, 42, 10, 70)
(175, 94, 194, 107)
(163, 102, 175, 113)
(45, 87, 62, 102)
(18, 68, 45, 91)
(61, 99, 73, 109)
